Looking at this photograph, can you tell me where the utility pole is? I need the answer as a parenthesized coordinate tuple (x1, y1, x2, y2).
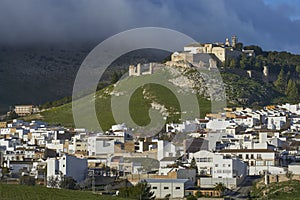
(88, 169, 95, 193)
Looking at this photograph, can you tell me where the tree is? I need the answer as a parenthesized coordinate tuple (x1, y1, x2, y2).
(286, 170, 294, 181)
(274, 69, 287, 93)
(229, 58, 239, 68)
(19, 176, 36, 186)
(79, 177, 92, 190)
(195, 190, 203, 197)
(186, 195, 197, 200)
(163, 194, 171, 200)
(111, 71, 120, 84)
(234, 42, 243, 51)
(60, 176, 77, 190)
(118, 180, 155, 200)
(1, 167, 10, 178)
(47, 175, 60, 188)
(296, 65, 300, 77)
(190, 157, 198, 175)
(240, 54, 250, 69)
(286, 79, 299, 100)
(214, 182, 226, 196)
(296, 65, 300, 72)
(244, 45, 263, 55)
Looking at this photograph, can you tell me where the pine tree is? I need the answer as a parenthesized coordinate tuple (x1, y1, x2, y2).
(274, 69, 287, 93)
(229, 59, 238, 68)
(190, 157, 198, 175)
(111, 71, 120, 84)
(296, 65, 300, 78)
(286, 79, 299, 100)
(139, 181, 155, 200)
(118, 180, 155, 200)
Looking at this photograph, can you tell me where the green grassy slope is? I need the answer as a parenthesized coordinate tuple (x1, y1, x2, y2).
(251, 180, 300, 199)
(32, 82, 210, 131)
(25, 65, 213, 132)
(25, 67, 278, 132)
(0, 184, 126, 200)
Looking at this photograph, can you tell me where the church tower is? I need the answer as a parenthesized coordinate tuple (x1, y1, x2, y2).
(225, 38, 230, 46)
(231, 35, 237, 48)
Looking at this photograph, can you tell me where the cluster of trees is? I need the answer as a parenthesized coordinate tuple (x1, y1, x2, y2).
(40, 96, 72, 110)
(47, 176, 80, 190)
(274, 69, 300, 101)
(118, 180, 155, 200)
(224, 45, 300, 76)
(222, 44, 300, 103)
(110, 70, 125, 84)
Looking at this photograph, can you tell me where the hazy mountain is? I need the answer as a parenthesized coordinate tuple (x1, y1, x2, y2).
(0, 45, 169, 114)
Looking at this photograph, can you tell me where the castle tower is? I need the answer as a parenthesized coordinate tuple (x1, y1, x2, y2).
(129, 65, 135, 76)
(137, 63, 141, 76)
(149, 63, 153, 74)
(231, 35, 237, 48)
(225, 38, 230, 46)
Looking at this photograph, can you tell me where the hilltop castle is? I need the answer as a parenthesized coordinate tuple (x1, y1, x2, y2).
(128, 36, 269, 80)
(173, 35, 241, 64)
(129, 62, 164, 76)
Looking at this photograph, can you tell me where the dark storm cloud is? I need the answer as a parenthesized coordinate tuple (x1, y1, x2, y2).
(0, 0, 300, 53)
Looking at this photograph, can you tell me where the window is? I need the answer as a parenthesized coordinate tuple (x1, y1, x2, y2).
(251, 154, 254, 159)
(63, 164, 65, 167)
(246, 154, 249, 159)
(256, 161, 264, 166)
(228, 164, 231, 167)
(257, 154, 262, 159)
(164, 187, 169, 190)
(199, 157, 213, 162)
(266, 161, 273, 166)
(152, 187, 157, 190)
(215, 164, 218, 167)
(175, 187, 180, 190)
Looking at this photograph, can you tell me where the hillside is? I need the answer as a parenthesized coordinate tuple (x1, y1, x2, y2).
(24, 62, 280, 132)
(0, 184, 126, 200)
(221, 71, 280, 106)
(1, 44, 300, 116)
(0, 46, 168, 114)
(251, 180, 300, 199)
(26, 72, 212, 132)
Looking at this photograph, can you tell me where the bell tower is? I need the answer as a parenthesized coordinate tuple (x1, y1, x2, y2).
(231, 35, 237, 48)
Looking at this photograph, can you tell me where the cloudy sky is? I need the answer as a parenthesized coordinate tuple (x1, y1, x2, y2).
(1, 0, 300, 53)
